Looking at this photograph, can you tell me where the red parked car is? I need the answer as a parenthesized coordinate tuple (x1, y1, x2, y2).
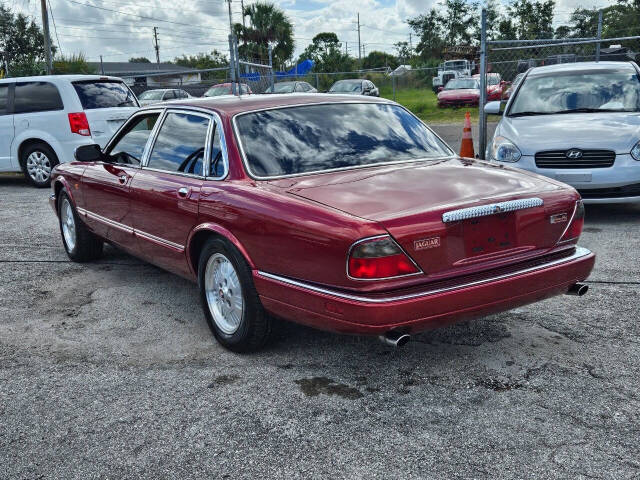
(203, 82, 252, 97)
(472, 73, 509, 101)
(50, 95, 594, 352)
(437, 78, 481, 107)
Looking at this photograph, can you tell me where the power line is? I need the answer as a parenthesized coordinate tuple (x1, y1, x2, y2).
(47, 0, 62, 55)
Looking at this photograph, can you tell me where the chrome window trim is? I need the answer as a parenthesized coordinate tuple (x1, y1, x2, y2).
(442, 197, 544, 223)
(230, 100, 455, 181)
(346, 234, 423, 281)
(258, 246, 592, 304)
(142, 108, 213, 179)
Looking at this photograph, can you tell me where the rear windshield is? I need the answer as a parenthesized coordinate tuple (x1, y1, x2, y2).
(266, 83, 295, 93)
(204, 86, 231, 97)
(445, 79, 478, 90)
(235, 103, 452, 178)
(139, 90, 164, 100)
(329, 81, 362, 93)
(73, 80, 138, 109)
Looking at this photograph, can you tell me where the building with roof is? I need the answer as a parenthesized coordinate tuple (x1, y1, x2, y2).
(87, 61, 202, 86)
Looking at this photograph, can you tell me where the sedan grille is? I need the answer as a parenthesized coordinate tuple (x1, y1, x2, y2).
(535, 149, 615, 169)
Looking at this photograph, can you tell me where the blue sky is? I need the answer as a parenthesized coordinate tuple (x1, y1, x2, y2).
(7, 0, 617, 64)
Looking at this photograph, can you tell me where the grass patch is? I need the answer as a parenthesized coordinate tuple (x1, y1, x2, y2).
(379, 87, 479, 125)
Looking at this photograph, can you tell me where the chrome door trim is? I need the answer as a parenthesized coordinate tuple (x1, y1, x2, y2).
(135, 229, 185, 252)
(257, 246, 592, 304)
(442, 197, 544, 223)
(76, 207, 134, 234)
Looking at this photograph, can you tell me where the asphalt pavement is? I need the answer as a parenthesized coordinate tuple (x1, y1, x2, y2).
(1, 131, 639, 478)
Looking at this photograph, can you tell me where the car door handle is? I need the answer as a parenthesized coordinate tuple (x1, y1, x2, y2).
(177, 187, 190, 198)
(118, 174, 127, 184)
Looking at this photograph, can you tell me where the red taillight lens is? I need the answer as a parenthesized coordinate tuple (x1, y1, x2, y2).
(68, 112, 91, 136)
(348, 236, 420, 279)
(559, 200, 585, 244)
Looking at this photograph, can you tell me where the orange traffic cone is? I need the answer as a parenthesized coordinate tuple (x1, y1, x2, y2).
(459, 111, 475, 158)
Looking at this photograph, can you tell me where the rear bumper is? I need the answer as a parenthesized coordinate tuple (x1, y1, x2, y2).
(253, 246, 595, 335)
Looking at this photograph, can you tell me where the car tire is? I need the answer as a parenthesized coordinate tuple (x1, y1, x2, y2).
(198, 237, 272, 352)
(58, 190, 104, 262)
(21, 142, 59, 188)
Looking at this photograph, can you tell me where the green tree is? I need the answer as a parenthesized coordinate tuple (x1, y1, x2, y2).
(507, 0, 556, 39)
(174, 51, 227, 79)
(362, 51, 398, 70)
(234, 2, 294, 67)
(407, 9, 445, 59)
(394, 41, 414, 64)
(129, 56, 151, 63)
(439, 0, 477, 45)
(0, 5, 53, 76)
(299, 32, 352, 72)
(53, 53, 95, 74)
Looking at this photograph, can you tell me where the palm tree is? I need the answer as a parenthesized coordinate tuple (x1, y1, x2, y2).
(234, 2, 294, 66)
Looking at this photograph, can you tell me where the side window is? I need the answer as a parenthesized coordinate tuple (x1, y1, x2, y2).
(0, 84, 9, 115)
(14, 82, 63, 114)
(241, 85, 249, 94)
(164, 90, 176, 100)
(180, 90, 189, 98)
(106, 113, 159, 165)
(147, 112, 209, 176)
(294, 83, 304, 92)
(209, 125, 224, 177)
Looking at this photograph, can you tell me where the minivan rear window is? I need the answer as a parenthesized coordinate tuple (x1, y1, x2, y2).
(14, 82, 63, 114)
(73, 80, 138, 109)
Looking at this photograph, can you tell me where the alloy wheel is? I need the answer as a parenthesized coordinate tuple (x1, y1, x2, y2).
(26, 151, 52, 184)
(60, 198, 77, 252)
(204, 253, 244, 335)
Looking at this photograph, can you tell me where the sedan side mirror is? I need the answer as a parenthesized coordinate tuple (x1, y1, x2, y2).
(75, 144, 103, 162)
(484, 100, 503, 115)
(438, 86, 444, 92)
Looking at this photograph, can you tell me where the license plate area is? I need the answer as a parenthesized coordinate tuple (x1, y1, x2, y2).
(464, 213, 516, 257)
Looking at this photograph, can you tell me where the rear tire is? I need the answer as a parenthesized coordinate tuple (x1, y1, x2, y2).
(58, 190, 103, 262)
(198, 237, 272, 352)
(21, 142, 58, 188)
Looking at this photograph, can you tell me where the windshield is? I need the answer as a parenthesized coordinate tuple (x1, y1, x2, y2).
(72, 80, 138, 109)
(235, 103, 452, 178)
(445, 61, 467, 70)
(445, 78, 478, 90)
(266, 83, 295, 93)
(204, 86, 231, 97)
(509, 69, 640, 115)
(139, 90, 164, 100)
(329, 81, 362, 93)
(486, 74, 500, 85)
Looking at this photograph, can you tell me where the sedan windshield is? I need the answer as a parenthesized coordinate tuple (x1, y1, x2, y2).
(445, 79, 479, 90)
(329, 81, 362, 93)
(204, 86, 231, 97)
(266, 83, 295, 93)
(235, 103, 453, 178)
(138, 90, 164, 100)
(509, 69, 640, 115)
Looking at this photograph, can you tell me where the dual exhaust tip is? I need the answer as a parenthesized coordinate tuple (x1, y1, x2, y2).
(379, 282, 588, 348)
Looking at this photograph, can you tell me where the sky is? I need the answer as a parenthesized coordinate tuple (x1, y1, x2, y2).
(3, 0, 618, 64)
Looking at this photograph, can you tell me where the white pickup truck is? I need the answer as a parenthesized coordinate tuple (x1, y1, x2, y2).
(432, 59, 474, 93)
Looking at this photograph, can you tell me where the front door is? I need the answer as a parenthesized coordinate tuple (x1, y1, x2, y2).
(81, 111, 161, 247)
(129, 110, 212, 277)
(0, 83, 13, 171)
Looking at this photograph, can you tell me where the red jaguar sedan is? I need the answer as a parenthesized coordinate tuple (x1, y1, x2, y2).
(49, 94, 594, 352)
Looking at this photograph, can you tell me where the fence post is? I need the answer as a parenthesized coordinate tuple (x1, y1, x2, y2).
(315, 72, 319, 89)
(596, 9, 603, 61)
(268, 43, 274, 91)
(478, 8, 488, 160)
(392, 73, 396, 102)
(234, 35, 241, 97)
(228, 34, 237, 96)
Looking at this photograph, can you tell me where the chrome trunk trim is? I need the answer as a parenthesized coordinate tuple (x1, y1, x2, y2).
(442, 197, 543, 223)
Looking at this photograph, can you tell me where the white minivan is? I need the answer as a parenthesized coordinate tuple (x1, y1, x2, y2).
(0, 75, 139, 187)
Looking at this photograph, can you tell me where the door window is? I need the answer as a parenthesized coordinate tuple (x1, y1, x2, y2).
(14, 82, 63, 114)
(164, 90, 176, 100)
(147, 112, 210, 176)
(0, 84, 8, 115)
(209, 125, 224, 177)
(106, 113, 160, 165)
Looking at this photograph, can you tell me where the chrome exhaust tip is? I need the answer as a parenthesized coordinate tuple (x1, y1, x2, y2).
(379, 331, 411, 348)
(566, 282, 589, 296)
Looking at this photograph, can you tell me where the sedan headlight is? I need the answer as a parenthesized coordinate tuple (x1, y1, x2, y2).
(631, 140, 640, 161)
(490, 136, 522, 162)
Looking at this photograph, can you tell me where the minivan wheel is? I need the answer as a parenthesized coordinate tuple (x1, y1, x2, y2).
(21, 142, 59, 188)
(198, 237, 272, 352)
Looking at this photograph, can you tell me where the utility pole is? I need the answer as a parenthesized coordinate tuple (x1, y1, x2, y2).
(40, 0, 53, 74)
(226, 0, 233, 34)
(409, 33, 412, 51)
(241, 0, 246, 28)
(362, 43, 366, 58)
(345, 41, 348, 56)
(357, 13, 361, 66)
(153, 27, 160, 66)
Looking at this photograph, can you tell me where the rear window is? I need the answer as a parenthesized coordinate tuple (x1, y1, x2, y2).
(14, 82, 63, 114)
(72, 80, 138, 109)
(235, 103, 452, 178)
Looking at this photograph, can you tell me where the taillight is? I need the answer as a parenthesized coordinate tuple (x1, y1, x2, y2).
(68, 112, 91, 136)
(558, 200, 585, 244)
(348, 235, 420, 280)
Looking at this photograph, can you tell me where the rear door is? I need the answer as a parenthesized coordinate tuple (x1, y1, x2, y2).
(0, 83, 13, 171)
(82, 111, 161, 248)
(71, 79, 139, 147)
(129, 109, 212, 277)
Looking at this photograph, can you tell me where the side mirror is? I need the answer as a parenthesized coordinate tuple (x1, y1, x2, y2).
(438, 86, 444, 92)
(484, 100, 503, 115)
(75, 144, 103, 162)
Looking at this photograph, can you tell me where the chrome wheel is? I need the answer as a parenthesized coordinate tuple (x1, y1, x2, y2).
(60, 198, 77, 252)
(205, 253, 244, 335)
(26, 151, 52, 184)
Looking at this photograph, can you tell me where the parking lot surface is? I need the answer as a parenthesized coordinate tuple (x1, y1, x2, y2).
(1, 150, 639, 478)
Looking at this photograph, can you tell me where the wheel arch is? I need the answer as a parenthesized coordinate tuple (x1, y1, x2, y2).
(186, 223, 256, 277)
(53, 176, 77, 211)
(16, 136, 61, 171)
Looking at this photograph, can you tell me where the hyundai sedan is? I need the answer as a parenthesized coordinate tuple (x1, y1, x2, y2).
(49, 94, 594, 352)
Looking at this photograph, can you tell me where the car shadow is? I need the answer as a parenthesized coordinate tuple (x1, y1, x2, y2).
(585, 203, 640, 225)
